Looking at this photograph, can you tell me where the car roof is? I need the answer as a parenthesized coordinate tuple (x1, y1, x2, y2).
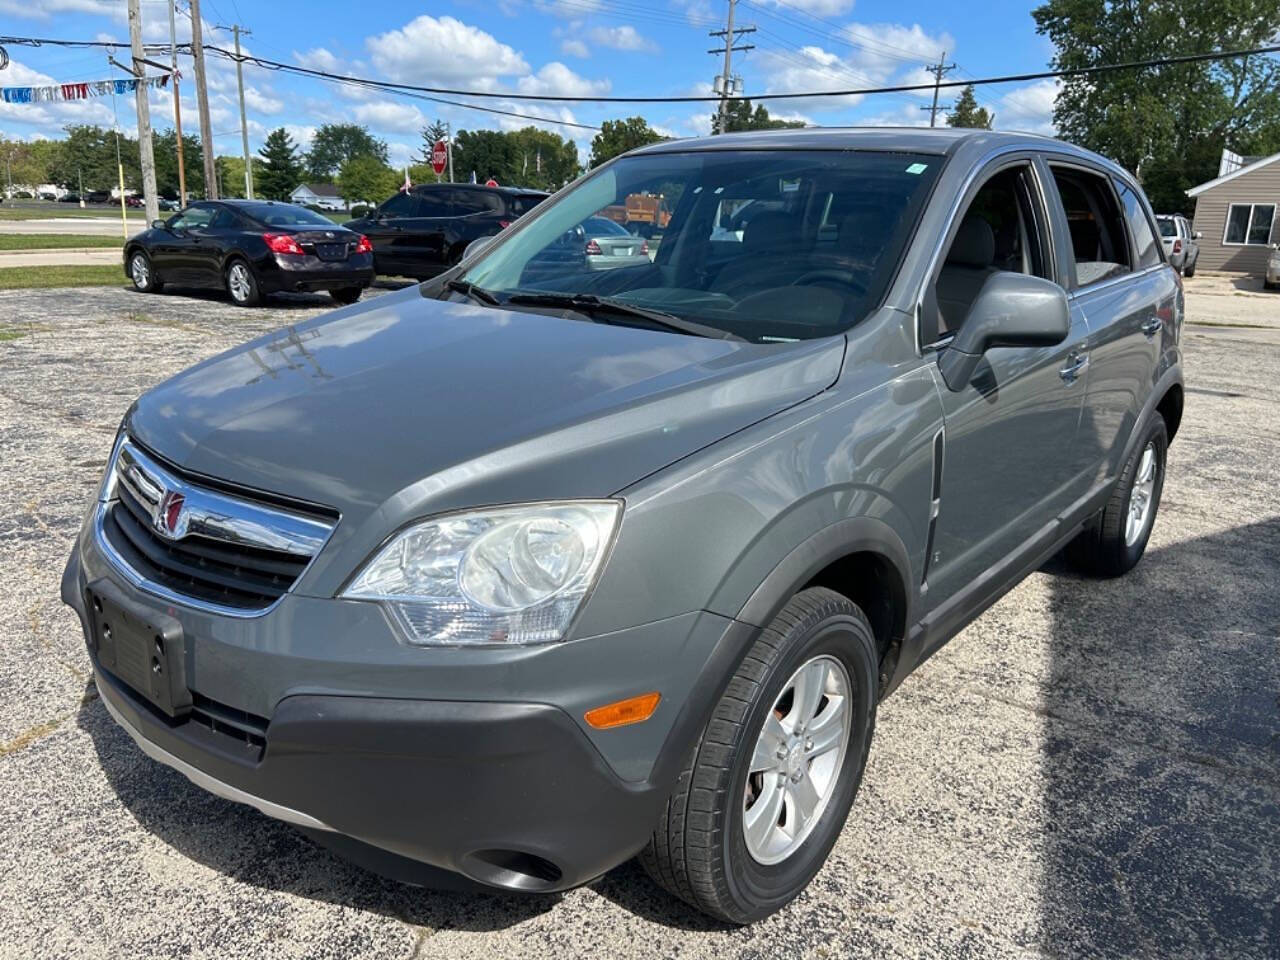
(410, 183, 548, 197)
(629, 126, 1132, 180)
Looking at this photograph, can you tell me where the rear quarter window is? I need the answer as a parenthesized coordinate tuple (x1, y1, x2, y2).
(1115, 180, 1162, 269)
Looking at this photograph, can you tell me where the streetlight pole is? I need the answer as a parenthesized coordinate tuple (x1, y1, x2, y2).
(167, 0, 187, 205)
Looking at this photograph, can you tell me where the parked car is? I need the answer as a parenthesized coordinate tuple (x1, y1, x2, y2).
(123, 199, 373, 306)
(157, 197, 180, 211)
(64, 129, 1183, 924)
(345, 183, 548, 280)
(84, 189, 111, 204)
(125, 196, 143, 208)
(38, 191, 56, 201)
(582, 215, 650, 270)
(1156, 213, 1200, 276)
(58, 192, 80, 203)
(1266, 244, 1280, 290)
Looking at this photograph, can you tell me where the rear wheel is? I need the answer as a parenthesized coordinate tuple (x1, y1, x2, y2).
(1183, 255, 1196, 278)
(1067, 414, 1167, 577)
(129, 251, 162, 293)
(640, 587, 878, 924)
(329, 286, 363, 306)
(225, 259, 261, 307)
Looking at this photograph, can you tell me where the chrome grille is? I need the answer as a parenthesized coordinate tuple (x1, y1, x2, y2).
(95, 439, 336, 615)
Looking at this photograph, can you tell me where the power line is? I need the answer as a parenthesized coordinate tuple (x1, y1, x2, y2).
(4, 34, 1278, 106)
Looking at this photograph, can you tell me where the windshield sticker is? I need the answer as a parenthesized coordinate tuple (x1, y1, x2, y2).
(905, 162, 928, 175)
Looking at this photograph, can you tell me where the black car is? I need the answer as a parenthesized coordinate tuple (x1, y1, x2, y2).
(124, 200, 375, 307)
(346, 184, 547, 280)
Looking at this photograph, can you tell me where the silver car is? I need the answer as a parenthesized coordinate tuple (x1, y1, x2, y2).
(1266, 244, 1280, 290)
(1157, 214, 1200, 276)
(583, 215, 650, 270)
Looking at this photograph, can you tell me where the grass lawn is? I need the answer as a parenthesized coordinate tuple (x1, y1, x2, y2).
(0, 265, 125, 290)
(0, 206, 141, 222)
(0, 234, 124, 250)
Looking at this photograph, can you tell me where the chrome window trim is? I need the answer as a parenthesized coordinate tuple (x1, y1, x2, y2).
(94, 438, 337, 619)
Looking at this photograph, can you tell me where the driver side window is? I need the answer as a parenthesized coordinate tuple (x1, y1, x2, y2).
(929, 164, 1049, 341)
(171, 205, 215, 232)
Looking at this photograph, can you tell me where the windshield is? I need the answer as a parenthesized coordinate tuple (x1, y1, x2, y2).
(1157, 218, 1177, 237)
(459, 149, 941, 342)
(241, 203, 338, 227)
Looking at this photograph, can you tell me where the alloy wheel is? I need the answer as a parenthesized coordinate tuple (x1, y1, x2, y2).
(1125, 441, 1158, 546)
(228, 263, 252, 302)
(743, 654, 852, 865)
(131, 254, 149, 290)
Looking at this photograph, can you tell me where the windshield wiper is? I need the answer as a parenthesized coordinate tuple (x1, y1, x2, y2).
(444, 279, 501, 306)
(505, 292, 744, 341)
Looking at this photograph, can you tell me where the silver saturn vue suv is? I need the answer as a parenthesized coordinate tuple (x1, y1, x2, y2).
(63, 128, 1184, 924)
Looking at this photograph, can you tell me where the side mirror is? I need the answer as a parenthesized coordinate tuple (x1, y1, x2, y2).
(937, 272, 1070, 392)
(462, 235, 495, 261)
(1193, 231, 1203, 240)
(151, 219, 168, 230)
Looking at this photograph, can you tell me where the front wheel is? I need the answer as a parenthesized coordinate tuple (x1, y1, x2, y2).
(1067, 414, 1167, 576)
(129, 251, 162, 293)
(640, 587, 878, 924)
(225, 259, 262, 307)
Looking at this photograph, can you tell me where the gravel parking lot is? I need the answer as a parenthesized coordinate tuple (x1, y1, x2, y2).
(1, 283, 1277, 959)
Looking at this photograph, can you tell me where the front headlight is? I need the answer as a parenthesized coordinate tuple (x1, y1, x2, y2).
(342, 501, 621, 646)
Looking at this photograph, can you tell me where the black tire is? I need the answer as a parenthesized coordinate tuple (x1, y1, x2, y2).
(128, 250, 163, 293)
(1066, 414, 1167, 577)
(640, 587, 878, 924)
(329, 286, 363, 306)
(1184, 255, 1196, 278)
(225, 258, 262, 307)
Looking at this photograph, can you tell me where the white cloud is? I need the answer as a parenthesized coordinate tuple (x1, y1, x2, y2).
(366, 15, 529, 86)
(514, 62, 610, 98)
(561, 39, 590, 58)
(295, 47, 345, 74)
(353, 100, 426, 134)
(587, 25, 656, 53)
(756, 0, 854, 15)
(991, 79, 1059, 135)
(0, 58, 115, 129)
(244, 88, 284, 116)
(0, 0, 118, 19)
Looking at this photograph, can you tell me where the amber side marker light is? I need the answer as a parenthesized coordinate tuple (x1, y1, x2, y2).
(584, 692, 661, 730)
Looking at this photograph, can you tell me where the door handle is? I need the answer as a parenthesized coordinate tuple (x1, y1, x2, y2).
(1059, 353, 1089, 383)
(1140, 317, 1162, 337)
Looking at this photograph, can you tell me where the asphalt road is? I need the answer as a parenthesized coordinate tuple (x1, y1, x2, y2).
(0, 285, 1276, 959)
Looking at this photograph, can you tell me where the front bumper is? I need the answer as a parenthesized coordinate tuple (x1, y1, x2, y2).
(63, 537, 747, 891)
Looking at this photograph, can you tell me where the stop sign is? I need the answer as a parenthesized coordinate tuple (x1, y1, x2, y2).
(431, 140, 448, 176)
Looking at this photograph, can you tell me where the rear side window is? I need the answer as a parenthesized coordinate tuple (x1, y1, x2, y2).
(507, 194, 545, 216)
(1114, 180, 1162, 268)
(378, 192, 419, 218)
(209, 208, 239, 230)
(1049, 166, 1131, 287)
(451, 189, 503, 216)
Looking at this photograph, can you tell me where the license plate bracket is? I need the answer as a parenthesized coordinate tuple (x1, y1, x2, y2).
(87, 579, 191, 718)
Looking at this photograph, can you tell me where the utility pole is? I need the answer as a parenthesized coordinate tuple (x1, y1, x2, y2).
(167, 0, 186, 205)
(189, 0, 217, 198)
(226, 23, 254, 199)
(127, 0, 160, 224)
(445, 120, 454, 183)
(708, 0, 754, 134)
(921, 50, 957, 127)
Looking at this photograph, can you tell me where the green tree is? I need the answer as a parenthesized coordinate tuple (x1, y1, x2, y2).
(152, 128, 204, 199)
(48, 125, 136, 192)
(417, 118, 451, 166)
(717, 100, 806, 133)
(453, 128, 519, 183)
(947, 85, 994, 130)
(589, 117, 666, 167)
(2, 138, 57, 192)
(507, 127, 581, 189)
(256, 127, 305, 201)
(1033, 0, 1280, 213)
(337, 153, 398, 206)
(306, 123, 388, 180)
(216, 154, 267, 199)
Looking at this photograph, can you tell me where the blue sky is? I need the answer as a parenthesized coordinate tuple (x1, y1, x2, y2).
(0, 0, 1061, 167)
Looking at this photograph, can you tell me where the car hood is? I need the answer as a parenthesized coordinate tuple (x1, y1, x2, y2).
(125, 285, 844, 531)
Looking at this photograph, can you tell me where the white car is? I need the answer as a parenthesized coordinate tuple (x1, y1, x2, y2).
(1157, 214, 1200, 276)
(1265, 244, 1279, 290)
